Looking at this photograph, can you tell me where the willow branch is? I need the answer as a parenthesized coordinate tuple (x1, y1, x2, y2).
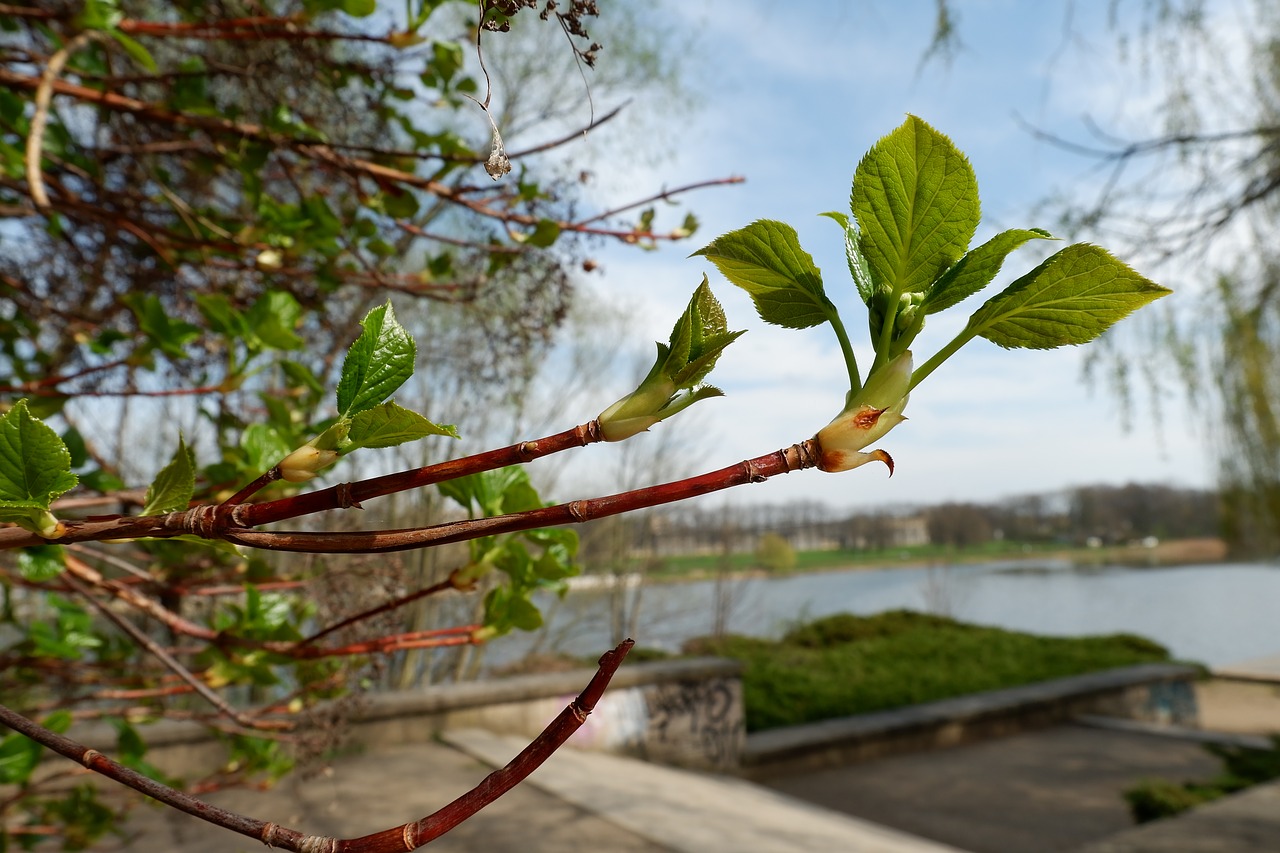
(0, 640, 633, 852)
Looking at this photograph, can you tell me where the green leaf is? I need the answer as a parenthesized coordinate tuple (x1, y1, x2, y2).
(345, 401, 458, 451)
(693, 219, 832, 329)
(821, 211, 878, 303)
(663, 277, 745, 387)
(342, 0, 376, 16)
(124, 294, 201, 360)
(924, 228, 1055, 315)
(336, 302, 416, 418)
(280, 360, 326, 396)
(439, 466, 540, 518)
(382, 190, 419, 219)
(521, 218, 561, 248)
(109, 29, 157, 73)
(142, 435, 194, 516)
(965, 244, 1172, 349)
(18, 544, 66, 581)
(170, 56, 209, 111)
(0, 400, 77, 509)
(852, 115, 980, 297)
(242, 423, 294, 473)
(0, 731, 42, 784)
(247, 290, 304, 351)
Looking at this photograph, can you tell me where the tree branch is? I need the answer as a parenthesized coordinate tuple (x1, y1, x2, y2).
(0, 639, 634, 852)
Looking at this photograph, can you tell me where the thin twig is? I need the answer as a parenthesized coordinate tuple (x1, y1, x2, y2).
(299, 580, 456, 646)
(0, 639, 634, 852)
(61, 567, 287, 732)
(26, 31, 97, 210)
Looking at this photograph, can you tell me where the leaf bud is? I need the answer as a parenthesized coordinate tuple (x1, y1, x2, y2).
(278, 445, 339, 482)
(814, 351, 912, 473)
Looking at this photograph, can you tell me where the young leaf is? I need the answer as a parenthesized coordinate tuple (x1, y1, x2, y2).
(923, 228, 1055, 315)
(821, 211, 877, 303)
(142, 435, 194, 515)
(345, 401, 458, 452)
(246, 290, 304, 351)
(336, 301, 415, 418)
(693, 219, 832, 329)
(109, 29, 158, 73)
(0, 731, 42, 784)
(663, 277, 745, 387)
(440, 466, 541, 518)
(18, 544, 66, 581)
(242, 423, 294, 474)
(852, 115, 980, 298)
(0, 400, 77, 533)
(123, 293, 201, 360)
(965, 244, 1171, 349)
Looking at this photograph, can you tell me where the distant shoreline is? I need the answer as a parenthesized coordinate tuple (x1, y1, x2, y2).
(596, 536, 1234, 587)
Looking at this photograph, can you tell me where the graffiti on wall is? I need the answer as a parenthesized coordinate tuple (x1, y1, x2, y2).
(641, 677, 744, 770)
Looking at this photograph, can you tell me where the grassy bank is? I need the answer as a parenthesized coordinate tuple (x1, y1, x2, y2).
(683, 610, 1175, 732)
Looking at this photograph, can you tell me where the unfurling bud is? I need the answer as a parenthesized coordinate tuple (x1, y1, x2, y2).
(278, 445, 339, 482)
(597, 373, 677, 442)
(34, 510, 65, 539)
(814, 351, 912, 474)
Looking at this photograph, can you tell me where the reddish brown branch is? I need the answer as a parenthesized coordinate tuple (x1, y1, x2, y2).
(225, 441, 822, 554)
(0, 439, 823, 554)
(233, 421, 605, 527)
(0, 640, 634, 852)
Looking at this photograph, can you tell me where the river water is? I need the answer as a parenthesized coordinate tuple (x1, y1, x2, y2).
(490, 559, 1280, 669)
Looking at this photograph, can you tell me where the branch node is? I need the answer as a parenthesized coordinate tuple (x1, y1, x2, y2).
(401, 821, 420, 850)
(80, 748, 103, 769)
(179, 504, 224, 539)
(335, 482, 362, 509)
(298, 835, 338, 853)
(744, 459, 767, 484)
(567, 500, 588, 522)
(229, 503, 254, 528)
(569, 701, 589, 724)
(517, 441, 540, 459)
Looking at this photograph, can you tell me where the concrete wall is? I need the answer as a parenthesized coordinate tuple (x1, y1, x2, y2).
(81, 657, 746, 777)
(72, 660, 1232, 783)
(741, 664, 1205, 777)
(354, 657, 745, 771)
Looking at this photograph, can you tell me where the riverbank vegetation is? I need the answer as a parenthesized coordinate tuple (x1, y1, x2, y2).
(641, 535, 1229, 581)
(683, 611, 1175, 731)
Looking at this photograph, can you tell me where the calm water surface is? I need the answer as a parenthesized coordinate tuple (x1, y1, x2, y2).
(493, 560, 1280, 669)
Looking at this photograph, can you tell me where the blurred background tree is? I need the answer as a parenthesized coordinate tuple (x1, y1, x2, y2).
(1012, 0, 1280, 555)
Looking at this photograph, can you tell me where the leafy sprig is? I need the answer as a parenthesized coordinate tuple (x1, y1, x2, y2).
(696, 115, 1171, 471)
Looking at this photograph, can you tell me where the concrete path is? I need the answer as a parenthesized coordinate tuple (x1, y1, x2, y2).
(110, 739, 668, 852)
(1076, 780, 1280, 853)
(756, 723, 1224, 853)
(109, 732, 961, 852)
(445, 729, 965, 853)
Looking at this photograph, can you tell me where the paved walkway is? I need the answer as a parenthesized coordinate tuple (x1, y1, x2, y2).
(111, 732, 959, 852)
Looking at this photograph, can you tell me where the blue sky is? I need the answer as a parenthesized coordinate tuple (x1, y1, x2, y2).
(550, 0, 1219, 510)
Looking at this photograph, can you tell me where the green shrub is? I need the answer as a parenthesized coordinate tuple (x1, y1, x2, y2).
(685, 610, 1174, 731)
(1124, 736, 1280, 823)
